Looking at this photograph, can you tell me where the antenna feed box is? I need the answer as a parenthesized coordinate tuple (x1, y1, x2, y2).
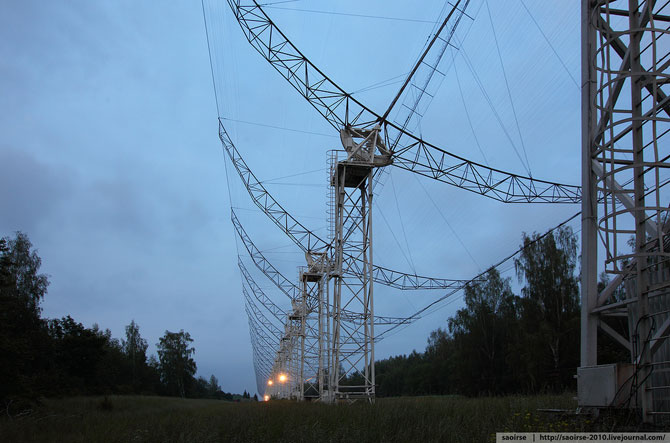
(577, 364, 635, 407)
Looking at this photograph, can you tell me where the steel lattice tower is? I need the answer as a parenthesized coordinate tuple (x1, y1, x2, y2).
(581, 0, 670, 422)
(300, 263, 327, 400)
(326, 127, 392, 402)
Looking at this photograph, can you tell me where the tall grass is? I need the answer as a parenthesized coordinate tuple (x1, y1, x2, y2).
(0, 393, 645, 442)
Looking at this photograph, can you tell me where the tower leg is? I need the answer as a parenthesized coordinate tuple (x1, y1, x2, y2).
(329, 161, 375, 401)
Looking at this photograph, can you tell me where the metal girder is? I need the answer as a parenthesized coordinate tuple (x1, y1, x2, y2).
(392, 147, 581, 203)
(383, 0, 470, 151)
(220, 123, 327, 254)
(598, 318, 632, 352)
(248, 323, 274, 376)
(232, 208, 413, 327)
(221, 122, 471, 290)
(248, 336, 271, 393)
(246, 311, 281, 392)
(251, 341, 274, 384)
(329, 161, 375, 400)
(246, 306, 276, 391)
(592, 1, 664, 148)
(594, 8, 670, 123)
(249, 319, 275, 361)
(649, 316, 670, 356)
(238, 257, 287, 323)
(591, 160, 659, 238)
(246, 304, 280, 357)
(232, 208, 301, 301)
(242, 285, 283, 340)
(225, 0, 582, 203)
(581, 0, 670, 422)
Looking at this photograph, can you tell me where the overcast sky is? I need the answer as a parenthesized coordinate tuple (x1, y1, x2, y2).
(1, 1, 584, 395)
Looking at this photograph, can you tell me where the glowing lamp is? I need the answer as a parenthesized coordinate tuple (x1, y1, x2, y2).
(267, 379, 273, 386)
(278, 374, 287, 383)
(264, 395, 270, 401)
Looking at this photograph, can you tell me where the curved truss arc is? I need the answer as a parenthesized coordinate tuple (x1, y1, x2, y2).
(243, 285, 283, 340)
(246, 305, 275, 390)
(233, 209, 417, 326)
(247, 320, 277, 387)
(246, 304, 279, 354)
(238, 257, 287, 322)
(232, 208, 301, 301)
(225, 0, 582, 204)
(221, 122, 471, 290)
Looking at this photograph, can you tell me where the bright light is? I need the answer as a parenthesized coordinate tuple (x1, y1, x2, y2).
(267, 379, 273, 386)
(264, 395, 270, 401)
(278, 374, 287, 383)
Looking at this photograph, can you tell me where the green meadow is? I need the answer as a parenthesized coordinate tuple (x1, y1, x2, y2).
(0, 393, 657, 442)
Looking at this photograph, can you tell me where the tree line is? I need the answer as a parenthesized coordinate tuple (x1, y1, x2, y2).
(371, 226, 628, 397)
(4, 228, 628, 405)
(0, 232, 256, 408)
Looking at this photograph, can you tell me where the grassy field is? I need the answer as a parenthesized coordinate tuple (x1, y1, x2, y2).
(0, 393, 658, 442)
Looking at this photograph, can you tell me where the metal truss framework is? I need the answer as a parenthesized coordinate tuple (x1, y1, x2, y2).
(220, 0, 510, 403)
(225, 123, 481, 402)
(241, 242, 317, 399)
(239, 258, 286, 323)
(243, 285, 282, 341)
(329, 153, 376, 400)
(233, 203, 426, 401)
(221, 0, 579, 403)
(220, 122, 471, 291)
(215, 0, 627, 405)
(232, 209, 300, 301)
(581, 0, 670, 423)
(246, 302, 276, 392)
(384, 0, 471, 151)
(300, 268, 327, 399)
(232, 209, 414, 327)
(226, 0, 583, 204)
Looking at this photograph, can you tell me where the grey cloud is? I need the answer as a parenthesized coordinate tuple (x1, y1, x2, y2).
(0, 147, 73, 235)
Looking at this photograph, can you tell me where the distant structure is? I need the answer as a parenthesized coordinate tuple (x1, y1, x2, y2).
(212, 0, 670, 416)
(580, 0, 670, 422)
(224, 0, 492, 403)
(221, 0, 581, 403)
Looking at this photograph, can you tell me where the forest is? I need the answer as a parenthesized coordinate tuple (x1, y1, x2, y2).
(2, 227, 629, 409)
(370, 226, 628, 397)
(0, 232, 255, 413)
